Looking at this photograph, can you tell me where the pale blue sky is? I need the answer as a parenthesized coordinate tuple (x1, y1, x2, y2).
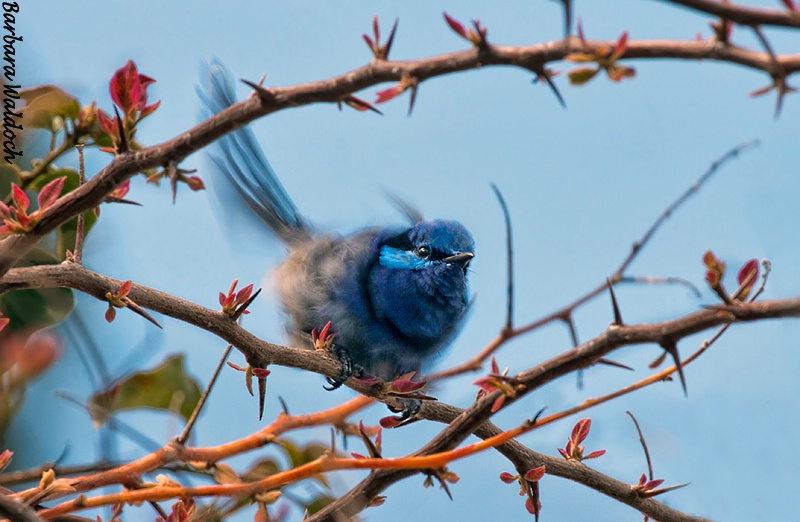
(13, 1, 800, 521)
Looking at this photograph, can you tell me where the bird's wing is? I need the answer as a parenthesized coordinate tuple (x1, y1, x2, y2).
(198, 58, 312, 244)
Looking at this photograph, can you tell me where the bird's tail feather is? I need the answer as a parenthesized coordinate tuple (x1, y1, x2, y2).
(198, 59, 311, 244)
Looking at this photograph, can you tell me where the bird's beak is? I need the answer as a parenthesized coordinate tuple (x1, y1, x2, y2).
(443, 252, 474, 268)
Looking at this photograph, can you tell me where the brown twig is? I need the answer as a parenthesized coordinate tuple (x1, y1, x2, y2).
(4, 262, 798, 401)
(175, 344, 233, 445)
(2, 256, 796, 521)
(0, 39, 795, 274)
(0, 491, 44, 522)
(661, 0, 800, 28)
(71, 144, 86, 265)
(18, 136, 77, 187)
(491, 183, 514, 335)
(312, 291, 796, 521)
(0, 14, 796, 520)
(432, 140, 759, 379)
(626, 411, 654, 480)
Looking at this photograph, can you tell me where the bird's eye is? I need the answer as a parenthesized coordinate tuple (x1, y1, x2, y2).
(416, 245, 431, 258)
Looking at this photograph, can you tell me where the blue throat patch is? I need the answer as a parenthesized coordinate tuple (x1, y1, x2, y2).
(378, 245, 429, 270)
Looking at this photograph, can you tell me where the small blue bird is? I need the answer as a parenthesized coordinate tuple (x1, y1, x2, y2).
(199, 62, 474, 411)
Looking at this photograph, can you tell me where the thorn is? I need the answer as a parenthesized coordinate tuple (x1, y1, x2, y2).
(258, 370, 267, 421)
(278, 396, 289, 415)
(113, 106, 129, 153)
(558, 0, 573, 37)
(407, 80, 419, 116)
(124, 299, 163, 329)
(562, 313, 579, 347)
(231, 287, 262, 321)
(644, 482, 691, 497)
(648, 351, 668, 369)
(104, 197, 143, 206)
(606, 278, 623, 326)
(597, 358, 634, 371)
(440, 476, 454, 501)
(659, 340, 687, 396)
(538, 68, 567, 109)
(357, 423, 382, 459)
(168, 161, 179, 204)
(424, 470, 454, 501)
(749, 24, 787, 119)
(241, 79, 275, 102)
(342, 94, 383, 115)
(384, 18, 399, 59)
(529, 406, 547, 425)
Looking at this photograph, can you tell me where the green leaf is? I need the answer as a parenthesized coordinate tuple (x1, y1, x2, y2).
(240, 458, 282, 482)
(19, 85, 80, 131)
(280, 441, 331, 488)
(0, 249, 74, 331)
(281, 441, 330, 468)
(302, 494, 335, 515)
(568, 67, 600, 86)
(27, 167, 79, 193)
(89, 355, 202, 425)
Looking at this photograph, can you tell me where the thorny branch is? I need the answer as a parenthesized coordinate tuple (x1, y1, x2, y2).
(432, 140, 759, 379)
(3, 3, 800, 520)
(2, 260, 800, 519)
(0, 37, 798, 273)
(661, 0, 800, 27)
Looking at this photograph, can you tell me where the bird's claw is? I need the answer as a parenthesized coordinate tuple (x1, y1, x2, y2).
(323, 344, 363, 391)
(388, 398, 422, 420)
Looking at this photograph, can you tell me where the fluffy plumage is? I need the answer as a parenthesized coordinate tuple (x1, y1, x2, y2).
(200, 61, 474, 385)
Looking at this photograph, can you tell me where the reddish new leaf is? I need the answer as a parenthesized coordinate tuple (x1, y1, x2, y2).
(735, 258, 759, 300)
(584, 449, 606, 459)
(110, 60, 141, 114)
(11, 184, 29, 212)
(611, 31, 629, 61)
(387, 377, 426, 394)
(443, 12, 468, 39)
(379, 415, 404, 429)
(524, 466, 546, 482)
(525, 496, 539, 515)
(375, 82, 407, 104)
(118, 279, 133, 298)
(97, 109, 117, 136)
(499, 471, 517, 484)
(37, 176, 66, 210)
(737, 259, 759, 286)
(571, 418, 592, 445)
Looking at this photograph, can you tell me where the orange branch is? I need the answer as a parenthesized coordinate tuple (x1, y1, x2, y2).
(37, 409, 539, 519)
(17, 396, 373, 507)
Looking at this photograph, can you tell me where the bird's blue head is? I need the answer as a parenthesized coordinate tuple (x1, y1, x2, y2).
(377, 219, 475, 272)
(370, 218, 474, 356)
